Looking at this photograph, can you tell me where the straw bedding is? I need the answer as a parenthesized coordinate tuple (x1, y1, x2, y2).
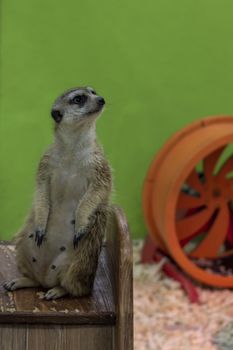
(133, 240, 233, 350)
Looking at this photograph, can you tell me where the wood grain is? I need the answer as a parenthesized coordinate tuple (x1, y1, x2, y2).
(0, 325, 26, 350)
(106, 206, 134, 350)
(0, 325, 114, 350)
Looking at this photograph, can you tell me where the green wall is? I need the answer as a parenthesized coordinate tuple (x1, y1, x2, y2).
(1, 0, 233, 239)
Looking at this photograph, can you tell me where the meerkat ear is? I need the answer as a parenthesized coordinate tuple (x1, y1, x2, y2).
(51, 109, 63, 123)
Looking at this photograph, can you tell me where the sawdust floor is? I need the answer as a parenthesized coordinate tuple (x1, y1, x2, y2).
(133, 240, 233, 350)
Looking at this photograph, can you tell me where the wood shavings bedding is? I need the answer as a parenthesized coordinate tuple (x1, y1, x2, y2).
(133, 240, 233, 350)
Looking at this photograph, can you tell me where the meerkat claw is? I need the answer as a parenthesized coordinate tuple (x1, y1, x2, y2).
(73, 229, 87, 249)
(4, 281, 16, 291)
(44, 287, 67, 300)
(3, 277, 39, 291)
(35, 229, 45, 247)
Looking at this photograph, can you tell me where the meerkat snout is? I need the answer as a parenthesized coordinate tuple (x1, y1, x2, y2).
(51, 86, 106, 124)
(51, 109, 63, 123)
(96, 97, 105, 106)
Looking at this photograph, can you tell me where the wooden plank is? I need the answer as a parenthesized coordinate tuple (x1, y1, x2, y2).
(0, 245, 115, 325)
(106, 206, 134, 350)
(27, 325, 114, 350)
(0, 325, 26, 350)
(115, 207, 133, 350)
(0, 324, 114, 350)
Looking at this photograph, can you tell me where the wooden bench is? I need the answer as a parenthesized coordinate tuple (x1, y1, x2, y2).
(0, 206, 133, 350)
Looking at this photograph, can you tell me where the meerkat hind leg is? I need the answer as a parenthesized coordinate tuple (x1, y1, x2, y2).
(4, 277, 39, 291)
(43, 286, 68, 300)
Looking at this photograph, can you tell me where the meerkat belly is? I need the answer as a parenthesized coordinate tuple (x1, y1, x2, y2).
(31, 168, 89, 287)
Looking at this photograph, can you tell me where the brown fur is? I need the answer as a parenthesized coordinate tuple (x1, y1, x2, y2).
(61, 205, 110, 296)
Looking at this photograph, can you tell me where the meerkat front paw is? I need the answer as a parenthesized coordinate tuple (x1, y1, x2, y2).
(73, 215, 96, 249)
(43, 286, 68, 300)
(73, 228, 88, 249)
(35, 228, 46, 247)
(4, 277, 39, 291)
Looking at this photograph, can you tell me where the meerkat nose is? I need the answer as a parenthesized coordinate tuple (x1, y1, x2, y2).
(97, 97, 105, 106)
(51, 109, 63, 123)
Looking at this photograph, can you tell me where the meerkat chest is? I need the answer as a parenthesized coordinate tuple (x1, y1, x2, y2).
(51, 151, 91, 205)
(51, 160, 90, 204)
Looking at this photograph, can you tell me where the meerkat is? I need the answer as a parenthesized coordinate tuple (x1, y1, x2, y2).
(4, 86, 112, 300)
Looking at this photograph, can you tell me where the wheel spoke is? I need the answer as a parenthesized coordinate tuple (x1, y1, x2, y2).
(190, 204, 229, 258)
(176, 207, 214, 240)
(203, 147, 225, 181)
(177, 192, 204, 210)
(217, 154, 233, 179)
(186, 169, 204, 196)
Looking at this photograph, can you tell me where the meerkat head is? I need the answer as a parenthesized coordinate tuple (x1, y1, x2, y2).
(51, 87, 105, 125)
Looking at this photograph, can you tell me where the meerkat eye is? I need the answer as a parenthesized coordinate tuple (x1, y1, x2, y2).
(91, 90, 97, 95)
(71, 94, 87, 106)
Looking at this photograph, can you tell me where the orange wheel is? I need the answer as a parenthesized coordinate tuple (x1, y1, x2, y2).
(143, 116, 233, 287)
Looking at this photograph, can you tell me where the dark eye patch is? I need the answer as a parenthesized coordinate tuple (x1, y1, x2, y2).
(91, 90, 97, 95)
(71, 94, 87, 106)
